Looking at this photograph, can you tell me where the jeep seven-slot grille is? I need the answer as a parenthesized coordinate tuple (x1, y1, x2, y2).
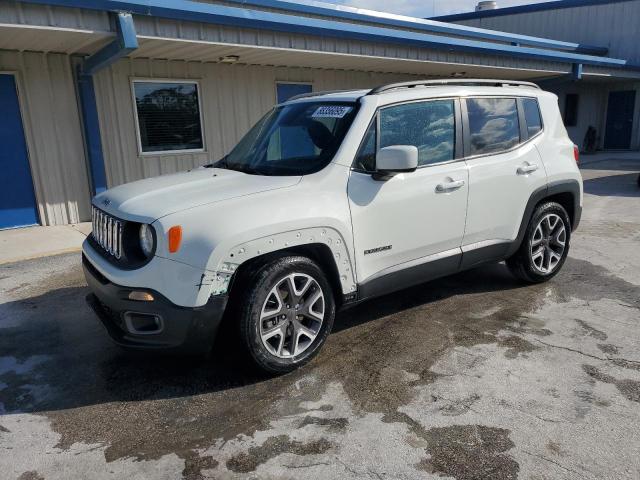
(91, 206, 123, 259)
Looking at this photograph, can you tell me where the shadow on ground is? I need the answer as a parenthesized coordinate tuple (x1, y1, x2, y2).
(583, 172, 640, 197)
(2, 254, 639, 466)
(1, 262, 530, 416)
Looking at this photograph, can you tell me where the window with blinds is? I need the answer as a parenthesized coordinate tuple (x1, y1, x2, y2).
(133, 80, 204, 154)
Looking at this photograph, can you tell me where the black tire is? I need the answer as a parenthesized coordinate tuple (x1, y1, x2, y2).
(507, 201, 571, 284)
(237, 255, 336, 374)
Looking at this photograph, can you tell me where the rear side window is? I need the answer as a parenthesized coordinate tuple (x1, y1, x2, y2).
(522, 98, 543, 137)
(379, 100, 455, 166)
(467, 98, 520, 156)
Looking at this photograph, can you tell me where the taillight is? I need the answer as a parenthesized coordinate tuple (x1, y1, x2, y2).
(573, 145, 580, 165)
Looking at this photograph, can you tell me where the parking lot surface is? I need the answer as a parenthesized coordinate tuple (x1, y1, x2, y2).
(1, 158, 639, 480)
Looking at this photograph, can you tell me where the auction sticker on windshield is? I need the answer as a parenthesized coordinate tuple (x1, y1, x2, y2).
(312, 105, 352, 118)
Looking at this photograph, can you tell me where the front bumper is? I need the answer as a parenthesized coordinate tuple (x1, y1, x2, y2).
(83, 254, 227, 354)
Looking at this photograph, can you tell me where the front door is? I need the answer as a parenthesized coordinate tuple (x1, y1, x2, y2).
(348, 98, 468, 284)
(0, 74, 38, 229)
(604, 90, 636, 150)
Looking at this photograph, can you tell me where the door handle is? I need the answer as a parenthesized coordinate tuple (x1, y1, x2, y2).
(517, 163, 539, 175)
(436, 179, 465, 192)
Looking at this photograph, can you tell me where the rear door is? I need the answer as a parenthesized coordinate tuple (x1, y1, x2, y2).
(461, 96, 547, 266)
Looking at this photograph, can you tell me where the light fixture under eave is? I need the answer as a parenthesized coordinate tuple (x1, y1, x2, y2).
(219, 55, 240, 64)
(451, 72, 467, 78)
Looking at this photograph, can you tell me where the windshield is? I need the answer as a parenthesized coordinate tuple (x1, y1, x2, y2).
(215, 102, 358, 175)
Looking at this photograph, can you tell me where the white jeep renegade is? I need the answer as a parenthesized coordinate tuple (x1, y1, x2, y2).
(84, 79, 582, 373)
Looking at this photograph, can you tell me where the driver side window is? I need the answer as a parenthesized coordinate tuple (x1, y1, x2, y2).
(353, 99, 456, 172)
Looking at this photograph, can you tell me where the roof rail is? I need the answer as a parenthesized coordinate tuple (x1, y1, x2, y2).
(286, 89, 354, 102)
(368, 79, 541, 95)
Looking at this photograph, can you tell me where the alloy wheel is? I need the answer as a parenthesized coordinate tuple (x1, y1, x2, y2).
(530, 213, 566, 274)
(259, 273, 325, 358)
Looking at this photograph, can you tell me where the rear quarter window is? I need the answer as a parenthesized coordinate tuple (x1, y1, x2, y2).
(522, 98, 543, 137)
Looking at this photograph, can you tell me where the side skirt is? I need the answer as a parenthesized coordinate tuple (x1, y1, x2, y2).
(343, 241, 515, 306)
(355, 250, 462, 303)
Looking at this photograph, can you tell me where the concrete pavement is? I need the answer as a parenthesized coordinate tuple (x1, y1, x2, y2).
(0, 223, 91, 265)
(1, 157, 639, 480)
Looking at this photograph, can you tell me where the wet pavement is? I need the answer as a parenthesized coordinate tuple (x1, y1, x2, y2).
(1, 158, 639, 480)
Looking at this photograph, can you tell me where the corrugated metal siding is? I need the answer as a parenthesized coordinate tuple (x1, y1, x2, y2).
(454, 0, 640, 64)
(132, 15, 565, 74)
(94, 58, 414, 186)
(0, 50, 91, 225)
(548, 80, 640, 149)
(1, 1, 111, 32)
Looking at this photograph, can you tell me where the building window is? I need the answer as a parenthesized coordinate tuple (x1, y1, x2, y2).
(522, 98, 543, 137)
(379, 100, 455, 166)
(276, 82, 312, 103)
(467, 97, 520, 156)
(564, 94, 579, 127)
(133, 80, 203, 154)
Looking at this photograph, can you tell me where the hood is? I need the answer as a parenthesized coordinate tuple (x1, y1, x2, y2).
(93, 167, 301, 222)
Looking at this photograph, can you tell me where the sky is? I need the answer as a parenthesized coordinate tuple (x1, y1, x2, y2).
(328, 0, 554, 18)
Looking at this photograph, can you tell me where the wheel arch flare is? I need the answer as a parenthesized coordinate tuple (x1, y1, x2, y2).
(202, 226, 357, 299)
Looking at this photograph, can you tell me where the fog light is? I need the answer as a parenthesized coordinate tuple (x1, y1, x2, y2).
(128, 291, 154, 302)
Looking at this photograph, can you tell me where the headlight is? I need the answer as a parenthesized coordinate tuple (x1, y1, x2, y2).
(139, 224, 155, 257)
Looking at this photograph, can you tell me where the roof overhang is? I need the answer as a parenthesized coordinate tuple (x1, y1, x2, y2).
(13, 0, 635, 69)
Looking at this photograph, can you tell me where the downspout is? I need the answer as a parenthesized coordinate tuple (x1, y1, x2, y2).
(77, 12, 138, 195)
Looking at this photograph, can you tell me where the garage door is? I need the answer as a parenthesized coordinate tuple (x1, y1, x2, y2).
(0, 74, 38, 229)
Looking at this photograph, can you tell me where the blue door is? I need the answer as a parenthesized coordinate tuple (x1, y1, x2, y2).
(604, 90, 636, 150)
(276, 82, 312, 103)
(0, 74, 38, 229)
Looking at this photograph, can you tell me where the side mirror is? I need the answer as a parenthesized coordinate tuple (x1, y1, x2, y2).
(373, 145, 418, 181)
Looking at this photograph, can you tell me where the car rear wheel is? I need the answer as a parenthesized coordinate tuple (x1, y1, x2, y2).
(238, 255, 335, 374)
(507, 202, 571, 283)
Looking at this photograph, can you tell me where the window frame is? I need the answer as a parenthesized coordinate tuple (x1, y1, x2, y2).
(518, 97, 544, 142)
(461, 95, 544, 161)
(130, 78, 206, 156)
(351, 97, 463, 173)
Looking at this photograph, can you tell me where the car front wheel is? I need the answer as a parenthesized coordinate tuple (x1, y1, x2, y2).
(238, 255, 335, 374)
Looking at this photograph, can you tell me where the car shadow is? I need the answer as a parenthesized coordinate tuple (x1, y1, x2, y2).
(0, 262, 529, 416)
(582, 172, 640, 197)
(579, 158, 640, 172)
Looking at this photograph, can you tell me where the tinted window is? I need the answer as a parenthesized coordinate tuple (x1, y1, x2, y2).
(467, 98, 520, 155)
(354, 121, 377, 171)
(379, 100, 455, 166)
(133, 81, 203, 153)
(219, 102, 357, 176)
(564, 93, 579, 127)
(522, 98, 543, 137)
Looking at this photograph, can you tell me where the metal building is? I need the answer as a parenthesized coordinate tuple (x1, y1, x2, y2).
(1, 0, 638, 228)
(434, 0, 640, 153)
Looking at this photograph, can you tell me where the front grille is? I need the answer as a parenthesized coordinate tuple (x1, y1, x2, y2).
(91, 206, 123, 259)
